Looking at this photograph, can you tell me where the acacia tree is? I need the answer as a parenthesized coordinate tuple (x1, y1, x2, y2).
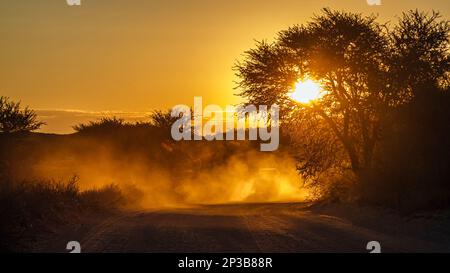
(0, 96, 44, 133)
(390, 11, 450, 96)
(234, 9, 449, 185)
(149, 109, 181, 130)
(72, 117, 125, 133)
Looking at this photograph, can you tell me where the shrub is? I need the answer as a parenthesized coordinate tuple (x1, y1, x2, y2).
(0, 96, 44, 133)
(0, 176, 126, 252)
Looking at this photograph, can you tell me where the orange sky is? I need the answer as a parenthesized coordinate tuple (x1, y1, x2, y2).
(1, 0, 448, 133)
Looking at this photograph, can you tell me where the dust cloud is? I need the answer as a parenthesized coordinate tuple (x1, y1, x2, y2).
(24, 137, 308, 208)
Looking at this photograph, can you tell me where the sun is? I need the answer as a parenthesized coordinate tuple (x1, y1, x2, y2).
(290, 79, 324, 104)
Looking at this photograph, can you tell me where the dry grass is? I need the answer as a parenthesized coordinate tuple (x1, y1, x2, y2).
(0, 176, 125, 252)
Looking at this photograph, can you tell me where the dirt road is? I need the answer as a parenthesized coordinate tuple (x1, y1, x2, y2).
(52, 203, 448, 253)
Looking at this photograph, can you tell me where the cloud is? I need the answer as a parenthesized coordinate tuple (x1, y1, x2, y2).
(35, 109, 150, 134)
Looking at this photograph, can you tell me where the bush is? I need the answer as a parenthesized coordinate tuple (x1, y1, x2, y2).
(73, 117, 126, 134)
(80, 184, 126, 211)
(0, 176, 126, 252)
(0, 96, 44, 133)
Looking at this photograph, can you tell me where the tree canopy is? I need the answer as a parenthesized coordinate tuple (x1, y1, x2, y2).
(0, 96, 44, 133)
(235, 9, 449, 186)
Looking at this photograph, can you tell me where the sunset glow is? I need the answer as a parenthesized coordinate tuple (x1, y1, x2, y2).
(290, 79, 324, 104)
(1, 0, 449, 255)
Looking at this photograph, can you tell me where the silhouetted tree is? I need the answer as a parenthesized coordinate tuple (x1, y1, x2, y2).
(389, 10, 449, 97)
(149, 109, 195, 139)
(149, 110, 179, 130)
(0, 96, 44, 133)
(235, 9, 388, 181)
(73, 116, 125, 133)
(235, 9, 449, 189)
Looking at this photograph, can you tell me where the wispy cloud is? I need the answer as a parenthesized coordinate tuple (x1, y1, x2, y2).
(35, 109, 151, 134)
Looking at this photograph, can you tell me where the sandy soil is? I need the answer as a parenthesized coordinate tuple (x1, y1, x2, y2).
(32, 202, 450, 253)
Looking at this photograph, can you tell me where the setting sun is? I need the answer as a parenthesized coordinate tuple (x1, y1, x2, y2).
(290, 79, 324, 103)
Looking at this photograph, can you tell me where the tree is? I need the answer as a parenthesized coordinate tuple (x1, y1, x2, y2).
(389, 10, 449, 96)
(73, 117, 125, 133)
(234, 9, 449, 186)
(0, 96, 44, 133)
(149, 110, 179, 131)
(235, 9, 388, 181)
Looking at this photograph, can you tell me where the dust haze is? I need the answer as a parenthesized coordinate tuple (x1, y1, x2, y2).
(17, 135, 307, 208)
